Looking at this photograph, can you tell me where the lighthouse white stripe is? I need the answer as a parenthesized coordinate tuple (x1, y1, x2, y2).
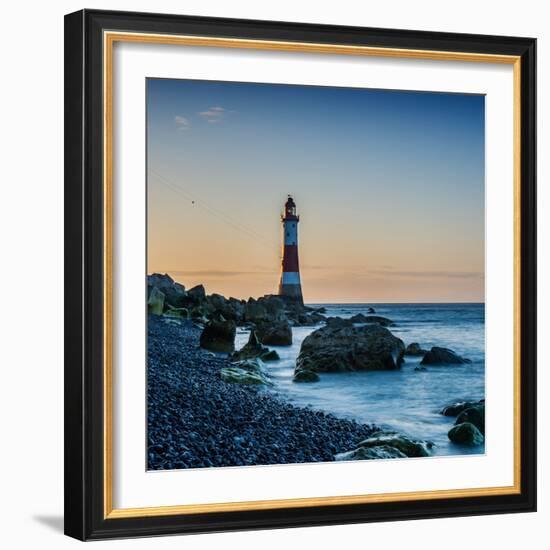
(281, 272, 301, 285)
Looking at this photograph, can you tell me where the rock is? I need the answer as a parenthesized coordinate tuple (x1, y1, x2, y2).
(244, 300, 269, 323)
(231, 358, 265, 373)
(258, 295, 287, 321)
(348, 314, 394, 326)
(188, 284, 206, 301)
(147, 273, 187, 308)
(335, 445, 407, 461)
(350, 313, 369, 323)
(189, 305, 213, 321)
(295, 324, 405, 375)
(260, 349, 280, 362)
(414, 366, 427, 372)
(316, 307, 327, 314)
(163, 306, 189, 319)
(363, 315, 395, 327)
(420, 347, 472, 365)
(456, 404, 485, 434)
(199, 319, 236, 353)
(367, 307, 376, 314)
(448, 422, 484, 446)
(405, 342, 428, 356)
(220, 367, 271, 386)
(231, 331, 270, 361)
(148, 286, 165, 315)
(293, 370, 320, 383)
(254, 320, 292, 346)
(208, 294, 245, 322)
(148, 273, 175, 289)
(325, 317, 353, 328)
(356, 432, 434, 457)
(440, 399, 484, 417)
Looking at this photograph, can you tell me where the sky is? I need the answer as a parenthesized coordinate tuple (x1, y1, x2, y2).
(147, 78, 485, 303)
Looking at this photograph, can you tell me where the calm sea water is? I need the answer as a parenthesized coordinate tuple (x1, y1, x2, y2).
(235, 303, 485, 456)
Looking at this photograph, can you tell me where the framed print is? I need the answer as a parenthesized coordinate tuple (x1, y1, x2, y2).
(64, 9, 537, 540)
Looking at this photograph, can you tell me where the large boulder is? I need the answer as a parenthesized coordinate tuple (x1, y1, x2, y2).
(420, 347, 472, 365)
(448, 422, 484, 446)
(295, 324, 405, 375)
(254, 320, 292, 346)
(405, 342, 428, 356)
(147, 286, 165, 315)
(199, 319, 236, 353)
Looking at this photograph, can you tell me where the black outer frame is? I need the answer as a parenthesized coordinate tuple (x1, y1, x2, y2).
(64, 9, 537, 541)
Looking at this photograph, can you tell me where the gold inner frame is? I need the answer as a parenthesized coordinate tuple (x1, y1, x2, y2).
(103, 30, 522, 519)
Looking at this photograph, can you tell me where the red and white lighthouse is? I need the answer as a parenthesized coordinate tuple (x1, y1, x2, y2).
(278, 195, 303, 304)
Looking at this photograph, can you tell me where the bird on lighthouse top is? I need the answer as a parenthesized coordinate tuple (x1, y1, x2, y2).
(278, 195, 303, 304)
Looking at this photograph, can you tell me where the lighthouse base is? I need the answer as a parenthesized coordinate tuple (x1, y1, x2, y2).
(278, 283, 304, 305)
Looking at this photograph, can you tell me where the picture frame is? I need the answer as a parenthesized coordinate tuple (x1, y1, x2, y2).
(64, 9, 537, 541)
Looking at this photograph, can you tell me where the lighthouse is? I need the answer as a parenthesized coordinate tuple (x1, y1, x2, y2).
(278, 195, 304, 304)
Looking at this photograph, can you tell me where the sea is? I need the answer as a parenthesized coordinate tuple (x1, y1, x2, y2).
(235, 303, 485, 457)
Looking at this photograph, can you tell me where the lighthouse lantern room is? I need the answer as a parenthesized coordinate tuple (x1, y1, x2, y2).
(278, 195, 304, 303)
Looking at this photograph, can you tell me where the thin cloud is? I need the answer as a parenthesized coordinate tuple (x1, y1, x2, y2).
(174, 115, 191, 130)
(198, 106, 226, 123)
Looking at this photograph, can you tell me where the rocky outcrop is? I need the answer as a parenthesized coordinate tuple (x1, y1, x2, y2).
(295, 324, 405, 376)
(147, 273, 317, 328)
(420, 347, 472, 365)
(335, 431, 433, 461)
(405, 342, 428, 356)
(254, 320, 292, 346)
(199, 318, 236, 353)
(367, 307, 376, 314)
(448, 422, 484, 445)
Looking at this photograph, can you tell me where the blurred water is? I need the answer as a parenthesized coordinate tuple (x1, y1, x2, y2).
(235, 303, 485, 456)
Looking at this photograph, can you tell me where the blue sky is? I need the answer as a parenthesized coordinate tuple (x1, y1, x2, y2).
(147, 78, 485, 303)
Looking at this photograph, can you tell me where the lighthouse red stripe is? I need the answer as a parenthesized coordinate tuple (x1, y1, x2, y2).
(282, 245, 299, 272)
